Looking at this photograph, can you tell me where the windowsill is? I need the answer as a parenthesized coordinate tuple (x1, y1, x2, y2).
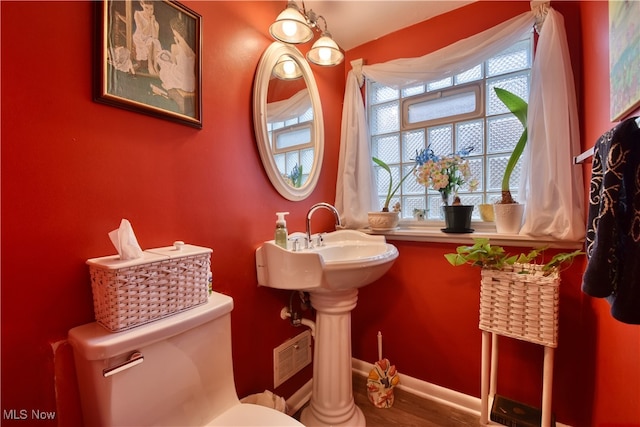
(360, 220, 584, 249)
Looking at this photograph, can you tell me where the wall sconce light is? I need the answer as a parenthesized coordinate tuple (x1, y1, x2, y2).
(306, 16, 344, 67)
(269, 2, 313, 44)
(269, 1, 344, 67)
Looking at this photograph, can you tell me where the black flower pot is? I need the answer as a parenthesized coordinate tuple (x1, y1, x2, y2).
(442, 205, 474, 233)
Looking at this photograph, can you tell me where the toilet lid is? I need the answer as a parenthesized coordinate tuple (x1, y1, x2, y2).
(207, 403, 304, 426)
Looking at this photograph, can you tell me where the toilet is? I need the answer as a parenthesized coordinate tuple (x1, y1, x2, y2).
(68, 292, 304, 426)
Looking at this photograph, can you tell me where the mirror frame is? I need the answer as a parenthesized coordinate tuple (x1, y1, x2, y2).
(253, 41, 324, 201)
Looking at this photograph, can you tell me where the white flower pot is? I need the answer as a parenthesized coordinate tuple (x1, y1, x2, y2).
(493, 203, 524, 234)
(368, 211, 399, 230)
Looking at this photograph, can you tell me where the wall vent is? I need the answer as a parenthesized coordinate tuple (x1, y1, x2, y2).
(273, 330, 312, 388)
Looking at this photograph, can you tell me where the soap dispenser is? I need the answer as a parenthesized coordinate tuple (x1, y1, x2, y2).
(275, 212, 289, 249)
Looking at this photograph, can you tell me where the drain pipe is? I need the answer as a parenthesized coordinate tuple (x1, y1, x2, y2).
(280, 307, 316, 338)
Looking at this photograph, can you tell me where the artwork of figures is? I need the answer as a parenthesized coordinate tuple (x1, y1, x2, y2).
(96, 1, 202, 128)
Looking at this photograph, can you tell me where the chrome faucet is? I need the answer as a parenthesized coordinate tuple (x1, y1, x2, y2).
(306, 202, 342, 248)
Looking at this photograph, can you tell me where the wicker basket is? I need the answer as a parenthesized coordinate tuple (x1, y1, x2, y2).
(479, 263, 560, 347)
(87, 243, 212, 332)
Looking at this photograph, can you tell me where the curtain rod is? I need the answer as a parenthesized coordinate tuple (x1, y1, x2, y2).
(573, 117, 640, 164)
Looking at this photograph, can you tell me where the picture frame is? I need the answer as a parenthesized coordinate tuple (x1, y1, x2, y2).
(95, 0, 202, 128)
(609, 0, 640, 122)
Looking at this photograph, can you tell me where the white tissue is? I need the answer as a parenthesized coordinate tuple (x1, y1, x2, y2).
(108, 219, 143, 260)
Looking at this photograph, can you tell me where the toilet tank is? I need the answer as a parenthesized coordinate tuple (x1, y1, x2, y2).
(68, 292, 240, 427)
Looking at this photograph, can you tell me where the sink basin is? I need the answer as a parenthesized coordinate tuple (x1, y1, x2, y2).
(256, 229, 398, 291)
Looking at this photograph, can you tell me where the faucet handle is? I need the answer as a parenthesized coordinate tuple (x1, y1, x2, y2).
(314, 233, 325, 247)
(288, 237, 301, 252)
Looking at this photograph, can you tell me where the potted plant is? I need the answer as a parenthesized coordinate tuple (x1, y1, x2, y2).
(492, 87, 528, 233)
(368, 157, 416, 230)
(445, 238, 584, 346)
(414, 147, 478, 232)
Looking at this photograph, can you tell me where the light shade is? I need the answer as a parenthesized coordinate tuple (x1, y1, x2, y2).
(273, 55, 303, 80)
(269, 4, 313, 44)
(306, 33, 344, 66)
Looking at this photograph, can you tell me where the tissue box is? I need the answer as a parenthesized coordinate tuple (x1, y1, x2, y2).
(87, 244, 212, 332)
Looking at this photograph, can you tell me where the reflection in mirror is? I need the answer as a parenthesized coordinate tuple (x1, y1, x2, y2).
(253, 42, 324, 201)
(273, 55, 303, 80)
(267, 84, 313, 188)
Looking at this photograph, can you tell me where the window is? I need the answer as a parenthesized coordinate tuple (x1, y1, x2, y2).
(368, 37, 532, 221)
(268, 106, 314, 187)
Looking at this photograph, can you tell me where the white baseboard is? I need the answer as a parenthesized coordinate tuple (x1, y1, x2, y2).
(285, 359, 570, 426)
(352, 358, 481, 417)
(285, 379, 312, 416)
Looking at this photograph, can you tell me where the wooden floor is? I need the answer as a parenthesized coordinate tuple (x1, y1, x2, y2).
(296, 374, 480, 426)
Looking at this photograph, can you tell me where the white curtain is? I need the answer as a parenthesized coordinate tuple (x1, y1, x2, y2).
(266, 89, 311, 122)
(518, 8, 584, 240)
(335, 6, 585, 239)
(335, 62, 377, 229)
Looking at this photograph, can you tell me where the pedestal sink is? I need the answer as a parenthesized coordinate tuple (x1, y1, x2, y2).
(256, 230, 399, 426)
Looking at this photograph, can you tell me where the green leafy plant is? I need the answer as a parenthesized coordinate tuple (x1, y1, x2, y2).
(372, 157, 416, 212)
(494, 87, 528, 205)
(444, 238, 583, 275)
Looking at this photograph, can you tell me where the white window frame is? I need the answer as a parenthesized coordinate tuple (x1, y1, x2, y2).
(268, 108, 314, 187)
(403, 82, 484, 129)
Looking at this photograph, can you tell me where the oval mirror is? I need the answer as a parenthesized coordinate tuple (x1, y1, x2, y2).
(253, 41, 324, 201)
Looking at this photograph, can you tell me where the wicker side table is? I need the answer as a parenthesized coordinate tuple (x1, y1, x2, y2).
(477, 264, 560, 427)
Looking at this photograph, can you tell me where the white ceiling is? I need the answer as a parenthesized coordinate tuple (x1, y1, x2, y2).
(302, 1, 475, 51)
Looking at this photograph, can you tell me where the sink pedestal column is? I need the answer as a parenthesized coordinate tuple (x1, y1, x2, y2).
(300, 289, 365, 427)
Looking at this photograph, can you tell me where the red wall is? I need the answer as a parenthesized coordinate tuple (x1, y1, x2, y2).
(1, 2, 344, 426)
(348, 2, 639, 426)
(578, 2, 640, 426)
(2, 1, 639, 427)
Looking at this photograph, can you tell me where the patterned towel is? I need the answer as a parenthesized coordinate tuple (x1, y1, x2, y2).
(582, 116, 640, 324)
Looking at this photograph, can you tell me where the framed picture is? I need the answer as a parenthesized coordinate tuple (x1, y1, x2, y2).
(609, 0, 640, 121)
(95, 0, 202, 128)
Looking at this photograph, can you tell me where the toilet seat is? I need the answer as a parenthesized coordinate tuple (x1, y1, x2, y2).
(208, 403, 304, 426)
